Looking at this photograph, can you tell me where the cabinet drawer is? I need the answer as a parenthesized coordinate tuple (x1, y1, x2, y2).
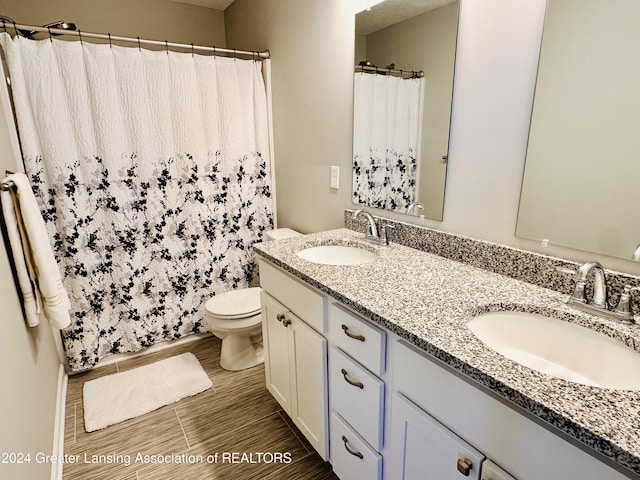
(330, 347, 384, 450)
(330, 412, 382, 480)
(259, 259, 326, 332)
(329, 302, 385, 376)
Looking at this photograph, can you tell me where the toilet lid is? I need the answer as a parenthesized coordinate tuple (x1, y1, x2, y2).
(205, 287, 262, 318)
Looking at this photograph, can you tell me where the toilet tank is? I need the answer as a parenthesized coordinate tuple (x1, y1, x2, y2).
(265, 228, 302, 241)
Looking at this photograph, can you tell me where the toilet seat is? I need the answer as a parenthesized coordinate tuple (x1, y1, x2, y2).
(205, 287, 262, 319)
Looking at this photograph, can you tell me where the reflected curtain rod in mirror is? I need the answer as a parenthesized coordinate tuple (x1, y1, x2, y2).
(355, 62, 424, 79)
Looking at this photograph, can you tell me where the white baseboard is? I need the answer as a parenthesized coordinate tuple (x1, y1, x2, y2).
(51, 363, 68, 480)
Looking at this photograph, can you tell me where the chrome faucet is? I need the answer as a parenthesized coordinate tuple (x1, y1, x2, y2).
(569, 261, 608, 309)
(353, 209, 379, 244)
(406, 202, 424, 215)
(566, 261, 635, 323)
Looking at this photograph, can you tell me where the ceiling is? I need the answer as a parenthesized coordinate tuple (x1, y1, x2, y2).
(356, 0, 456, 35)
(167, 0, 234, 10)
(165, 0, 455, 34)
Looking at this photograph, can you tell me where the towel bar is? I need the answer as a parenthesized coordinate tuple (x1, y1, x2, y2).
(1, 170, 16, 191)
(0, 180, 15, 191)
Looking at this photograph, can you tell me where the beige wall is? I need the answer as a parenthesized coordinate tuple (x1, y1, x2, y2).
(0, 0, 225, 48)
(225, 0, 355, 233)
(0, 78, 61, 480)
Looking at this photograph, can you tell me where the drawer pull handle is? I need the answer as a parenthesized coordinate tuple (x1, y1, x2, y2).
(276, 313, 285, 322)
(342, 435, 364, 459)
(282, 318, 292, 327)
(342, 324, 365, 342)
(457, 457, 473, 476)
(341, 368, 364, 389)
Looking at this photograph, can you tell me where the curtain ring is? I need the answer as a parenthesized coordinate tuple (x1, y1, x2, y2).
(233, 48, 236, 60)
(212, 45, 216, 57)
(191, 43, 194, 57)
(137, 36, 141, 51)
(108, 33, 112, 49)
(47, 26, 53, 43)
(165, 40, 169, 55)
(78, 29, 83, 45)
(2, 19, 7, 33)
(12, 21, 18, 37)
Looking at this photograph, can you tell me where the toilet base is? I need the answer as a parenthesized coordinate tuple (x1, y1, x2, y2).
(219, 332, 264, 371)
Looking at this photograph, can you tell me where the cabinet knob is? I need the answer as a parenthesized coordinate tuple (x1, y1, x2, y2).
(282, 318, 292, 327)
(341, 324, 365, 342)
(457, 457, 473, 476)
(276, 313, 285, 322)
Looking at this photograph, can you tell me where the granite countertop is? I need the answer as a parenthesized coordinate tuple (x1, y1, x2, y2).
(254, 228, 640, 477)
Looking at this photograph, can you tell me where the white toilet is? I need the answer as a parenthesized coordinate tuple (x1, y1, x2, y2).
(204, 228, 301, 371)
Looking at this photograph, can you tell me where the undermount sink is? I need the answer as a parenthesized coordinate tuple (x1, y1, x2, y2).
(468, 311, 640, 390)
(296, 244, 377, 266)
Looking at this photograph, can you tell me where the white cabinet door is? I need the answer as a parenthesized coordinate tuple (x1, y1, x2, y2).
(389, 392, 485, 480)
(261, 291, 329, 460)
(290, 313, 328, 460)
(261, 292, 292, 412)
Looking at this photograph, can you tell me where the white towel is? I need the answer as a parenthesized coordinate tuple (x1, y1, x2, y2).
(0, 173, 71, 329)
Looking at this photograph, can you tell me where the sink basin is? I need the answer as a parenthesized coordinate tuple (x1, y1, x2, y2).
(468, 311, 640, 390)
(296, 245, 377, 266)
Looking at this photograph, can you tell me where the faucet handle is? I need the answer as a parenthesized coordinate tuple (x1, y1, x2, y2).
(379, 224, 395, 246)
(613, 285, 640, 323)
(556, 266, 587, 303)
(556, 266, 587, 304)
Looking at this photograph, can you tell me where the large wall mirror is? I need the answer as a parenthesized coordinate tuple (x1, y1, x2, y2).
(352, 0, 459, 221)
(517, 0, 640, 260)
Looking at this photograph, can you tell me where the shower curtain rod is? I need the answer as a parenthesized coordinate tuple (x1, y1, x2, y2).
(355, 64, 423, 79)
(2, 22, 270, 59)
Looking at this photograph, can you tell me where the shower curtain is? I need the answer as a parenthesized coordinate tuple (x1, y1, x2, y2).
(352, 72, 422, 212)
(0, 33, 274, 371)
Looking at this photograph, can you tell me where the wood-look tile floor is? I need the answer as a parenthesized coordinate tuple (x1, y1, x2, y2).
(63, 336, 339, 480)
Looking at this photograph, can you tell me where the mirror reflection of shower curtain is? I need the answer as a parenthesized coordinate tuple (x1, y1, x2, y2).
(0, 33, 274, 371)
(352, 72, 422, 212)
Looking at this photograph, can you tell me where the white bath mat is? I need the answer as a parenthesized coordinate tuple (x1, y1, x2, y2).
(83, 352, 212, 432)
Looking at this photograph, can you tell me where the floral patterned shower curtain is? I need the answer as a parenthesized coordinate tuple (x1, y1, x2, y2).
(0, 33, 274, 371)
(352, 72, 422, 212)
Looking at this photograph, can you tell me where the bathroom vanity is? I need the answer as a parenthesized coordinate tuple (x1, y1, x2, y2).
(255, 226, 640, 480)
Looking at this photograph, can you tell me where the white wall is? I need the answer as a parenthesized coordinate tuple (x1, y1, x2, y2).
(226, 0, 640, 275)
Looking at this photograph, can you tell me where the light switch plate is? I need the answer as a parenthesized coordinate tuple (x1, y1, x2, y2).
(330, 166, 339, 189)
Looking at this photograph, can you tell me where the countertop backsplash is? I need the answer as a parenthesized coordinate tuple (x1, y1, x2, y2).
(344, 209, 640, 316)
